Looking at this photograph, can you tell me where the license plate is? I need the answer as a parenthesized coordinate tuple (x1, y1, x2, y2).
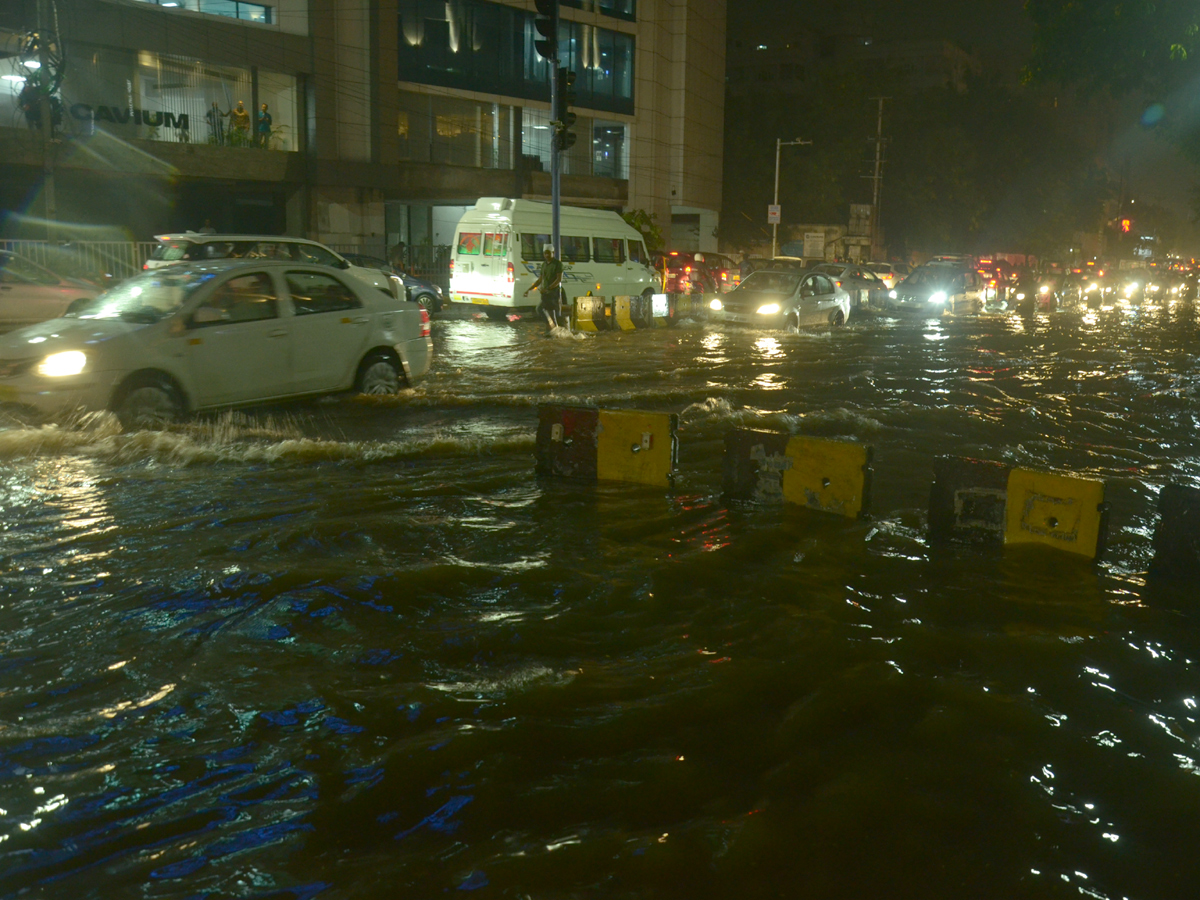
(471, 298, 490, 305)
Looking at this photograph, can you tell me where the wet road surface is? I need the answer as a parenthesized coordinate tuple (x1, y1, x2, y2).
(2, 300, 1200, 898)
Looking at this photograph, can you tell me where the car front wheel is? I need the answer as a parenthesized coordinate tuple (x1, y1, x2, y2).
(414, 292, 440, 313)
(114, 376, 184, 430)
(357, 352, 403, 395)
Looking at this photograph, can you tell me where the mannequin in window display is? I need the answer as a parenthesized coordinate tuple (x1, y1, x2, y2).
(257, 103, 272, 147)
(228, 100, 251, 144)
(206, 101, 226, 145)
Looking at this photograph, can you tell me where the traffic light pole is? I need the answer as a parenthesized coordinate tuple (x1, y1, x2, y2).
(550, 42, 560, 260)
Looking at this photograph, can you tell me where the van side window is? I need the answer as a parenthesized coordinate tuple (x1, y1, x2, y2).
(521, 233, 551, 262)
(593, 238, 625, 264)
(483, 233, 507, 257)
(457, 232, 483, 255)
(628, 241, 647, 264)
(561, 235, 589, 263)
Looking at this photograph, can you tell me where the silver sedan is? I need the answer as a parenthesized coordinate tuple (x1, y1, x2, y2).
(713, 269, 851, 329)
(811, 263, 887, 307)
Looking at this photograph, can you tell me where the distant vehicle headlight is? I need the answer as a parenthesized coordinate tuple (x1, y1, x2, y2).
(1039, 285, 1051, 294)
(37, 350, 87, 377)
(709, 298, 724, 311)
(1087, 283, 1098, 292)
(1172, 285, 1180, 294)
(888, 289, 898, 299)
(930, 291, 947, 304)
(756, 303, 781, 315)
(1016, 292, 1026, 301)
(1124, 283, 1137, 297)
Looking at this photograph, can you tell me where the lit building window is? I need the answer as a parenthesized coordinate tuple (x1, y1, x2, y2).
(127, 0, 274, 25)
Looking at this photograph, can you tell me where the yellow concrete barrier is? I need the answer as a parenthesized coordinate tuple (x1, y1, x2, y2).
(1005, 468, 1107, 558)
(596, 409, 678, 488)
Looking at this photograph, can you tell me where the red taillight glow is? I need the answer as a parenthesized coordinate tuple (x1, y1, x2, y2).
(143, 262, 149, 270)
(448, 259, 454, 276)
(420, 307, 431, 337)
(506, 261, 514, 283)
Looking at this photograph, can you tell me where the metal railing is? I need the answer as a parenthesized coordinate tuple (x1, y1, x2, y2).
(1, 241, 157, 284)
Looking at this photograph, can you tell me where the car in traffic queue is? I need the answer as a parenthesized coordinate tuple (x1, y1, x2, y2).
(885, 261, 986, 315)
(340, 253, 447, 313)
(975, 257, 1018, 303)
(811, 262, 888, 308)
(654, 251, 721, 294)
(865, 261, 912, 290)
(711, 268, 851, 329)
(0, 259, 432, 429)
(0, 251, 102, 330)
(145, 233, 395, 296)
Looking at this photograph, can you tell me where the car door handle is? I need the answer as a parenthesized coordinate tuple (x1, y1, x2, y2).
(341, 316, 370, 325)
(269, 328, 287, 338)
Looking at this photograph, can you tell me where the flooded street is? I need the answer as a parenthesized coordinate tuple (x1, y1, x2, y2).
(3, 301, 1200, 899)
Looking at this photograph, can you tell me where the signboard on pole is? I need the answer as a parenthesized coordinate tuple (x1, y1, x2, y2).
(803, 231, 825, 259)
(767, 204, 781, 224)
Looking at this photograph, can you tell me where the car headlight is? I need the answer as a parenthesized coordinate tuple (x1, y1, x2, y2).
(930, 291, 947, 304)
(709, 298, 724, 311)
(1087, 283, 1098, 292)
(1172, 285, 1180, 293)
(1016, 292, 1026, 301)
(1039, 285, 1050, 294)
(37, 350, 87, 377)
(888, 289, 898, 299)
(756, 303, 781, 315)
(435, 285, 444, 296)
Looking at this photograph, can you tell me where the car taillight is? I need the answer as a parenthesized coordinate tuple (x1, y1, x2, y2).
(420, 307, 431, 337)
(506, 261, 514, 283)
(142, 261, 149, 270)
(448, 259, 454, 276)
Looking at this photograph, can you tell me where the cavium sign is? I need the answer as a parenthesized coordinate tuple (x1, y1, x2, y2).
(69, 104, 189, 130)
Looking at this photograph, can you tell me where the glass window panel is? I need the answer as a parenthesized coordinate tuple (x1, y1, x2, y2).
(521, 233, 551, 262)
(457, 232, 483, 255)
(201, 273, 279, 324)
(483, 233, 507, 256)
(286, 272, 363, 316)
(592, 121, 626, 179)
(200, 0, 239, 17)
(628, 240, 647, 264)
(593, 237, 624, 264)
(561, 235, 589, 263)
(522, 105, 553, 174)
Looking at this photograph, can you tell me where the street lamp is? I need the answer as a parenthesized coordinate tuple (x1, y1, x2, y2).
(773, 136, 811, 258)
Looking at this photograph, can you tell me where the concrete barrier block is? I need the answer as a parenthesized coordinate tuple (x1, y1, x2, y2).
(596, 409, 678, 487)
(723, 430, 871, 518)
(781, 435, 872, 519)
(573, 296, 608, 332)
(928, 456, 1011, 545)
(1149, 483, 1200, 581)
(1005, 468, 1108, 559)
(535, 405, 600, 480)
(722, 429, 793, 502)
(611, 296, 636, 331)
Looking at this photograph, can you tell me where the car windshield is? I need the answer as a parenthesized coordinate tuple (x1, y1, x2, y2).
(737, 271, 801, 293)
(904, 266, 960, 288)
(867, 263, 892, 274)
(72, 270, 210, 323)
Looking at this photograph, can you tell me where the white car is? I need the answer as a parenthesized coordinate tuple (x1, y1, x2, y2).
(144, 233, 393, 295)
(713, 269, 851, 328)
(0, 260, 433, 429)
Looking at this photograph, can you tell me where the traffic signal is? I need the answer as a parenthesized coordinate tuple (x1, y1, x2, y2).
(553, 67, 577, 152)
(533, 0, 558, 62)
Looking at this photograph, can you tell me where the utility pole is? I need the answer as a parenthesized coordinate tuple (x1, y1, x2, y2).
(772, 137, 811, 258)
(865, 97, 889, 261)
(36, 0, 57, 235)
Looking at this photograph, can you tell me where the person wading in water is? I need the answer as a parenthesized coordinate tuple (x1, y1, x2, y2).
(524, 245, 565, 332)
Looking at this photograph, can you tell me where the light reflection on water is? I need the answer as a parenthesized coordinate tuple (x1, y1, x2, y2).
(1, 307, 1200, 897)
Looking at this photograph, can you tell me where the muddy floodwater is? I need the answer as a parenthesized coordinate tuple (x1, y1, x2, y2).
(2, 301, 1200, 899)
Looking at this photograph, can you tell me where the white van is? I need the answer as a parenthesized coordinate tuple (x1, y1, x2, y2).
(449, 198, 656, 319)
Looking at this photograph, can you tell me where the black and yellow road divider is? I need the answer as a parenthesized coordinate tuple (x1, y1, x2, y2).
(722, 429, 872, 519)
(569, 293, 710, 331)
(1149, 484, 1200, 581)
(928, 456, 1109, 559)
(535, 405, 679, 488)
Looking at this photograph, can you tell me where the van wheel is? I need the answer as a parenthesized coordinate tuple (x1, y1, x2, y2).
(114, 375, 184, 431)
(485, 308, 510, 322)
(357, 352, 403, 394)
